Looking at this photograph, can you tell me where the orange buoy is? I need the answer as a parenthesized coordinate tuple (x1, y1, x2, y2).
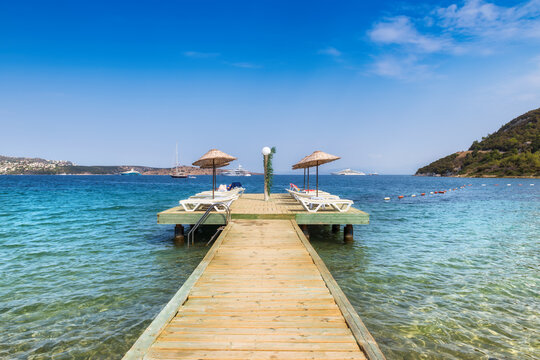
(398, 195, 404, 199)
(421, 193, 425, 196)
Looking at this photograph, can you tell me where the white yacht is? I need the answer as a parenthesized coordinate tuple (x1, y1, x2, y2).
(223, 165, 252, 176)
(120, 168, 141, 176)
(170, 143, 187, 178)
(331, 168, 366, 176)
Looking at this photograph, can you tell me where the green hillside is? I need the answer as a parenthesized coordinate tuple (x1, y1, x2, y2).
(416, 107, 540, 177)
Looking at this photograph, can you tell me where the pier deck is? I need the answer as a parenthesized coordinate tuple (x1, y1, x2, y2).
(124, 219, 384, 360)
(158, 193, 369, 225)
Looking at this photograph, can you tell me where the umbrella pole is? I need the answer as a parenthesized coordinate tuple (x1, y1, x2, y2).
(307, 167, 310, 191)
(303, 168, 306, 190)
(212, 160, 215, 199)
(316, 162, 319, 197)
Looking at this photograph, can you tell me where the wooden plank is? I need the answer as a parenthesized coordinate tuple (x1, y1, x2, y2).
(146, 349, 367, 360)
(157, 209, 227, 225)
(161, 326, 353, 336)
(177, 309, 343, 316)
(158, 333, 357, 343)
(151, 340, 360, 351)
(295, 212, 369, 225)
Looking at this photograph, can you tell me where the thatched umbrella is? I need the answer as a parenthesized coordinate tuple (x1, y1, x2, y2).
(192, 149, 237, 199)
(293, 151, 340, 196)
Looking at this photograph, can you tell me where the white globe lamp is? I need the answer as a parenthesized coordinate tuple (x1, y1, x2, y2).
(262, 147, 271, 156)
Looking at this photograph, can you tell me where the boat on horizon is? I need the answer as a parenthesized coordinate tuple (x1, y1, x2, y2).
(171, 143, 188, 178)
(120, 168, 141, 176)
(331, 168, 365, 176)
(223, 165, 252, 177)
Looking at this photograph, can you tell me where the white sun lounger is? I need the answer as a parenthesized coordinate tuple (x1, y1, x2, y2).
(286, 188, 339, 200)
(179, 195, 237, 212)
(297, 197, 354, 213)
(195, 187, 245, 198)
(190, 191, 241, 199)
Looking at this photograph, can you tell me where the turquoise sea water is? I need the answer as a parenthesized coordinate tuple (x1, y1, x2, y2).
(0, 175, 538, 359)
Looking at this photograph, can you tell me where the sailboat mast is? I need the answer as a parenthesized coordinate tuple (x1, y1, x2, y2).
(175, 142, 179, 174)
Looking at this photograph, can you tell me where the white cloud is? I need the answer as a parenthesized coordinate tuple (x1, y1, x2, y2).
(318, 47, 342, 57)
(183, 51, 220, 58)
(369, 16, 447, 53)
(368, 0, 540, 79)
(436, 0, 540, 40)
(229, 62, 262, 69)
(437, 0, 499, 29)
(371, 56, 434, 80)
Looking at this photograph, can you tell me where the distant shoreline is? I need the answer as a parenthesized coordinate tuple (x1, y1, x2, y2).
(1, 173, 536, 179)
(0, 173, 264, 176)
(415, 174, 539, 179)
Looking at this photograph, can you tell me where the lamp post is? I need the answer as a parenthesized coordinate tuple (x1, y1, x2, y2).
(262, 146, 271, 201)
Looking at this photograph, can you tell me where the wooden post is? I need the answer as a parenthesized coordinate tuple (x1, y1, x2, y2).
(174, 224, 185, 245)
(300, 224, 309, 240)
(344, 224, 353, 243)
(332, 224, 340, 233)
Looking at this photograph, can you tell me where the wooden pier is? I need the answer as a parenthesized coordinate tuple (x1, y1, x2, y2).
(124, 194, 383, 359)
(158, 193, 369, 243)
(158, 193, 369, 225)
(124, 219, 383, 359)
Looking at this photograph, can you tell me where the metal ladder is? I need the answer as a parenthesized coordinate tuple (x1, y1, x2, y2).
(187, 202, 231, 247)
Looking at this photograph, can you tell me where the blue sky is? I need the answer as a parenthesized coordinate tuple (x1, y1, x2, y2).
(1, 0, 539, 174)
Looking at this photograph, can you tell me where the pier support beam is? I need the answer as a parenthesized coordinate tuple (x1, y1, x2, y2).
(344, 224, 354, 243)
(174, 224, 185, 245)
(300, 224, 310, 240)
(331, 224, 340, 233)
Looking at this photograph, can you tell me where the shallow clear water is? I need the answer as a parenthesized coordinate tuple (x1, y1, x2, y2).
(0, 175, 538, 359)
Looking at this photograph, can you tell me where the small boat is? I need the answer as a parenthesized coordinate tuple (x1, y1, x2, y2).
(171, 143, 188, 178)
(121, 168, 141, 176)
(223, 165, 252, 177)
(331, 169, 366, 176)
(188, 176, 196, 179)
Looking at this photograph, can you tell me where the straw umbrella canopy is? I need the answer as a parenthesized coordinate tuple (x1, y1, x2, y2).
(192, 149, 237, 199)
(293, 151, 340, 196)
